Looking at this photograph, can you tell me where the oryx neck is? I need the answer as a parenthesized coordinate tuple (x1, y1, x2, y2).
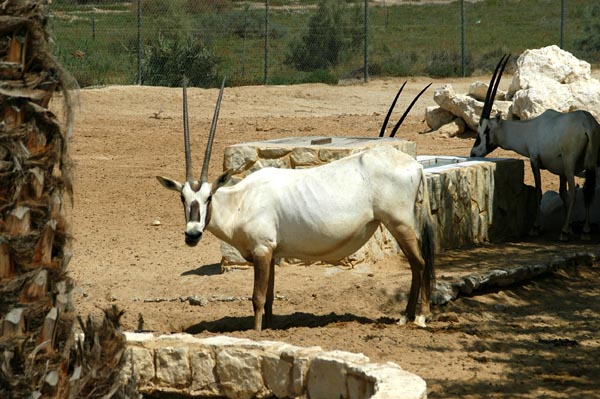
(493, 119, 531, 158)
(203, 185, 238, 244)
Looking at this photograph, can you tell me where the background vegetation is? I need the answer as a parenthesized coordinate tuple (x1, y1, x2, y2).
(49, 0, 600, 87)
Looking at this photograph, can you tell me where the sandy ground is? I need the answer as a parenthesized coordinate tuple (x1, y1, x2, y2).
(59, 75, 600, 398)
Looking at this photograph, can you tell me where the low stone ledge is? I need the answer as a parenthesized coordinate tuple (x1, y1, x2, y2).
(122, 333, 427, 399)
(433, 251, 599, 305)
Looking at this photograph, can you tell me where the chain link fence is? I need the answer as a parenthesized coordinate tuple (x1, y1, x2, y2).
(48, 0, 598, 88)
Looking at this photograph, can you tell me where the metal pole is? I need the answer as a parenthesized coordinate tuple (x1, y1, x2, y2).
(560, 0, 565, 48)
(91, 16, 95, 40)
(137, 0, 142, 85)
(264, 0, 269, 85)
(242, 7, 248, 78)
(461, 0, 465, 77)
(364, 0, 369, 83)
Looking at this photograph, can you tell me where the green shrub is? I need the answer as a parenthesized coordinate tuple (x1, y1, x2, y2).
(141, 34, 221, 87)
(425, 50, 473, 78)
(574, 4, 600, 63)
(284, 0, 362, 71)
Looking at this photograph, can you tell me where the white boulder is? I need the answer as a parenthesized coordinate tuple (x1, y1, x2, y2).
(509, 45, 600, 119)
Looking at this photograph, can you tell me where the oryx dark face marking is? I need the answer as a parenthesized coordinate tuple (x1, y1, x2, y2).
(181, 181, 212, 247)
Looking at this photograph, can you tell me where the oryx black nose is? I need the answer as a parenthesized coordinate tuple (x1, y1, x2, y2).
(185, 231, 202, 246)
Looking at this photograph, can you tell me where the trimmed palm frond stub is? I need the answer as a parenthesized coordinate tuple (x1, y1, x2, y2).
(0, 1, 135, 397)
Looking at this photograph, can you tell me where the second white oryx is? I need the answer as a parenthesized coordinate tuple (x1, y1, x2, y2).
(470, 55, 600, 241)
(157, 80, 436, 331)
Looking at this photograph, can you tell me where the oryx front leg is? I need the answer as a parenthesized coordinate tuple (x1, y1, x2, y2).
(530, 162, 543, 236)
(251, 248, 274, 332)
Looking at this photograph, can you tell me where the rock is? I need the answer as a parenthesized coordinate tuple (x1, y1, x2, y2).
(425, 105, 455, 131)
(469, 81, 506, 102)
(437, 118, 466, 138)
(508, 45, 600, 119)
(433, 84, 484, 130)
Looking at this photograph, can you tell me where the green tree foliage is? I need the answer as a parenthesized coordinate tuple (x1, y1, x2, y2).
(284, 0, 362, 71)
(574, 4, 600, 62)
(142, 34, 221, 87)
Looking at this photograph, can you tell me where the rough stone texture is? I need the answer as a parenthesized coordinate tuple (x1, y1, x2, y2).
(216, 347, 267, 399)
(433, 85, 513, 131)
(433, 251, 599, 306)
(469, 81, 507, 102)
(437, 118, 465, 138)
(424, 105, 455, 131)
(123, 333, 427, 399)
(508, 45, 600, 120)
(433, 84, 483, 130)
(422, 156, 536, 250)
(155, 347, 191, 388)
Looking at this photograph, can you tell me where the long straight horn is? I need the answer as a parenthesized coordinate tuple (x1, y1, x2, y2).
(182, 76, 193, 183)
(481, 55, 507, 123)
(389, 83, 432, 138)
(488, 54, 510, 114)
(200, 78, 226, 184)
(379, 81, 406, 138)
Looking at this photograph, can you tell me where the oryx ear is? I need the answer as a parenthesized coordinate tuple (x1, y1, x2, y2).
(157, 176, 183, 192)
(210, 160, 256, 195)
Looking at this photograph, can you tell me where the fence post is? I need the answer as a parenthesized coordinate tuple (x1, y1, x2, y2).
(364, 0, 369, 83)
(560, 0, 565, 48)
(264, 0, 269, 85)
(136, 0, 142, 85)
(461, 0, 466, 77)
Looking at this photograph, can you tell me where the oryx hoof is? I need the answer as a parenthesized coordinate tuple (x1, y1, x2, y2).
(414, 315, 427, 328)
(397, 315, 408, 326)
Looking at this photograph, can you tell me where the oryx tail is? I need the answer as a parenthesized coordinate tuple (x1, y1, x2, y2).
(418, 168, 435, 297)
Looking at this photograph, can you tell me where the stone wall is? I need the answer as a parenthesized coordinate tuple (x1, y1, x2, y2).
(219, 138, 536, 269)
(422, 156, 537, 251)
(122, 333, 427, 399)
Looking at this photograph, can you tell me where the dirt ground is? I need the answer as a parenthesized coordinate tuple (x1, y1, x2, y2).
(59, 75, 600, 398)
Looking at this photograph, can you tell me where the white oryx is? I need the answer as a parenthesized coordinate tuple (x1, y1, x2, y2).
(157, 79, 436, 332)
(470, 55, 600, 241)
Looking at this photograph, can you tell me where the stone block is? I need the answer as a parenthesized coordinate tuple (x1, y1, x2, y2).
(262, 352, 293, 398)
(190, 348, 220, 395)
(307, 351, 369, 399)
(216, 347, 267, 399)
(155, 347, 191, 388)
(122, 346, 154, 387)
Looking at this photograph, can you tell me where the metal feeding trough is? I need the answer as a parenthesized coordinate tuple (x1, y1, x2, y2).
(219, 138, 536, 270)
(418, 155, 467, 169)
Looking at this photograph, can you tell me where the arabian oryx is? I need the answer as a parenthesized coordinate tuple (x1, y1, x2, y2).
(470, 55, 600, 241)
(157, 79, 436, 331)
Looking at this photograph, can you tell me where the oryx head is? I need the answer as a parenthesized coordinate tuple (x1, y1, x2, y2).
(157, 78, 230, 247)
(470, 54, 510, 157)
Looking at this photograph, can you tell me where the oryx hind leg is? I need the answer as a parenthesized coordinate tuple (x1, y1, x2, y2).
(581, 168, 596, 241)
(251, 249, 274, 332)
(560, 173, 577, 242)
(386, 222, 429, 327)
